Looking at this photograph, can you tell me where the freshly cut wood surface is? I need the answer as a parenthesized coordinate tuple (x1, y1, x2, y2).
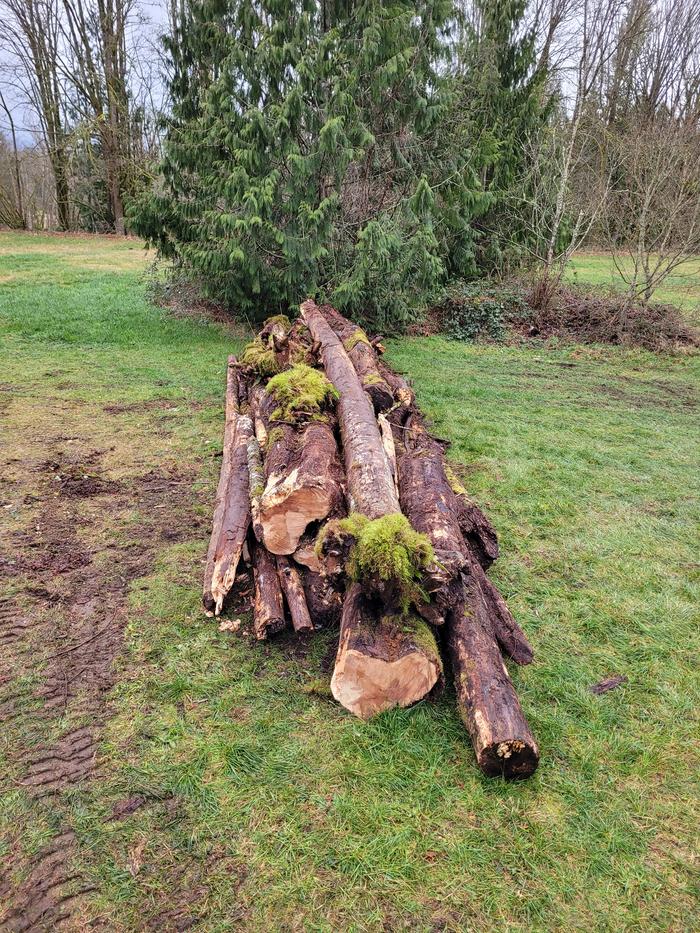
(259, 420, 344, 555)
(330, 584, 443, 719)
(203, 357, 252, 615)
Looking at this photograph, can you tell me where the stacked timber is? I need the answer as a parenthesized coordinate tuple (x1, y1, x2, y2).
(202, 304, 539, 779)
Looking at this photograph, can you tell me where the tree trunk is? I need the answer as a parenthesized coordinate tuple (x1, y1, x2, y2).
(330, 584, 443, 719)
(252, 539, 286, 639)
(319, 304, 394, 412)
(446, 598, 539, 779)
(301, 300, 399, 518)
(277, 556, 314, 634)
(202, 357, 252, 615)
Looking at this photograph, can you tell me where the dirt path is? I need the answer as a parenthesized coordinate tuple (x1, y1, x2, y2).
(0, 395, 203, 931)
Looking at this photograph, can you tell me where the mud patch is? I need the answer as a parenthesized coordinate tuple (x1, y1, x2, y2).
(0, 440, 202, 929)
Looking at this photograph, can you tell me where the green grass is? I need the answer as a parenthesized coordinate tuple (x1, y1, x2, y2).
(569, 250, 700, 320)
(1, 231, 699, 931)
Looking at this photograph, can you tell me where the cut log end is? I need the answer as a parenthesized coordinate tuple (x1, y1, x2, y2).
(331, 585, 443, 719)
(476, 738, 540, 780)
(261, 485, 335, 555)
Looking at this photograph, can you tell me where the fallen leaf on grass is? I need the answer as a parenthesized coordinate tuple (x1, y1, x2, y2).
(589, 675, 628, 695)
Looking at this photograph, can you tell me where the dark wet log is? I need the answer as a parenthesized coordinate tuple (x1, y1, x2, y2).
(301, 569, 342, 628)
(277, 556, 314, 634)
(203, 357, 252, 615)
(446, 596, 539, 779)
(444, 465, 499, 569)
(319, 304, 394, 412)
(330, 584, 443, 719)
(301, 299, 399, 518)
(252, 539, 286, 640)
(472, 562, 533, 665)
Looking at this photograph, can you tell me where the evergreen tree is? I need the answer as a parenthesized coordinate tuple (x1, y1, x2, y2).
(131, 0, 489, 328)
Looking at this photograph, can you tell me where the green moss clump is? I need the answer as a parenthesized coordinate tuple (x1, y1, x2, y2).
(343, 329, 370, 352)
(264, 313, 292, 331)
(267, 363, 339, 422)
(241, 337, 281, 377)
(317, 513, 433, 612)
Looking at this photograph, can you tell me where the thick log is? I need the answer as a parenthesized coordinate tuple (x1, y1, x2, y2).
(203, 357, 252, 615)
(260, 421, 345, 555)
(277, 556, 314, 634)
(252, 539, 286, 640)
(319, 304, 394, 412)
(446, 597, 539, 779)
(330, 584, 443, 719)
(301, 300, 399, 518)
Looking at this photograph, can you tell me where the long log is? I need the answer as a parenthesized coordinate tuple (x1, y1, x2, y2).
(301, 300, 399, 518)
(252, 539, 286, 640)
(446, 597, 539, 779)
(277, 556, 314, 634)
(319, 304, 394, 412)
(330, 584, 443, 719)
(302, 300, 443, 717)
(203, 357, 252, 615)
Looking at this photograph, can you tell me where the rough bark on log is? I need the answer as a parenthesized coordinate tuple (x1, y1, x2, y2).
(472, 562, 533, 665)
(203, 357, 252, 615)
(301, 300, 400, 518)
(277, 556, 314, 633)
(247, 433, 265, 543)
(330, 584, 443, 719)
(319, 304, 394, 412)
(446, 595, 539, 778)
(301, 569, 342, 628)
(252, 539, 286, 640)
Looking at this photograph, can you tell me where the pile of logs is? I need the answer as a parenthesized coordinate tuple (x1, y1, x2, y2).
(202, 301, 539, 779)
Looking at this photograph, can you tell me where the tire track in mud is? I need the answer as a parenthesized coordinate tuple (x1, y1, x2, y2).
(0, 441, 201, 931)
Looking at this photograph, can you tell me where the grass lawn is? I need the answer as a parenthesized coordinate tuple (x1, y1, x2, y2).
(1, 231, 698, 931)
(569, 251, 700, 321)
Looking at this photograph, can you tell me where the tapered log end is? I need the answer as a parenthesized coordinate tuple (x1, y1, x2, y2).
(477, 738, 539, 780)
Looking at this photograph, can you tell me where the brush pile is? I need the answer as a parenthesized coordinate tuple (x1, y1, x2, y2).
(203, 301, 539, 778)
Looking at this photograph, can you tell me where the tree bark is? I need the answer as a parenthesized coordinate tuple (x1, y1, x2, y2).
(330, 584, 443, 719)
(202, 357, 252, 615)
(319, 304, 394, 412)
(252, 539, 286, 640)
(277, 556, 314, 634)
(446, 597, 539, 779)
(301, 569, 342, 628)
(301, 300, 399, 518)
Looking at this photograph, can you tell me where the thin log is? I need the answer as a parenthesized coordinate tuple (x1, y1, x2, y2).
(247, 433, 265, 543)
(301, 299, 399, 518)
(446, 597, 539, 779)
(330, 584, 443, 719)
(472, 562, 533, 665)
(203, 357, 252, 615)
(252, 539, 286, 640)
(319, 304, 394, 412)
(301, 569, 342, 628)
(277, 556, 314, 633)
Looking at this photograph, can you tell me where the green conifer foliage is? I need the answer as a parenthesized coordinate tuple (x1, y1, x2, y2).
(131, 1, 490, 328)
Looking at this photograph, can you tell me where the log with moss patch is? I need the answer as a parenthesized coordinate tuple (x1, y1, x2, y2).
(318, 304, 394, 412)
(252, 366, 345, 555)
(203, 356, 252, 615)
(330, 584, 444, 719)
